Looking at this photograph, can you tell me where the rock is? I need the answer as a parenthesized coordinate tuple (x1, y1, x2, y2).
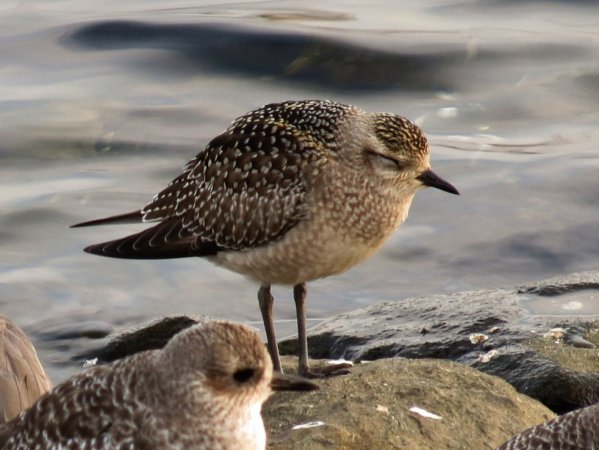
(264, 357, 554, 450)
(75, 315, 198, 363)
(76, 272, 599, 415)
(279, 271, 599, 413)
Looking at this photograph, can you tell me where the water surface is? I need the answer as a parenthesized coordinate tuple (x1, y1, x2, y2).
(1, 0, 598, 381)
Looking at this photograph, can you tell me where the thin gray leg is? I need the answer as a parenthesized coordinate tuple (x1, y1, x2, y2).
(258, 285, 282, 372)
(293, 283, 310, 376)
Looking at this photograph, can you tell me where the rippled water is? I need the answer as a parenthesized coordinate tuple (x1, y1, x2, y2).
(1, 0, 598, 381)
(520, 290, 599, 316)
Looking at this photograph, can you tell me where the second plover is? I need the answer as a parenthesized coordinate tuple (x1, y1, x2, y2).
(0, 320, 317, 449)
(497, 403, 599, 449)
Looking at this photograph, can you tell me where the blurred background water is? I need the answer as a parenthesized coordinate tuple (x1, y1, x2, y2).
(1, 0, 598, 382)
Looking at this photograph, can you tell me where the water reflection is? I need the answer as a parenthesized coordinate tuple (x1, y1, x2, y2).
(520, 290, 599, 317)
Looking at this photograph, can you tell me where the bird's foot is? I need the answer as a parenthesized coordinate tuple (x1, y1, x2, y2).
(299, 362, 353, 379)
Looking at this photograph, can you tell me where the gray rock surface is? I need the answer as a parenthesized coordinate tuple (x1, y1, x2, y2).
(279, 271, 599, 413)
(265, 357, 553, 450)
(76, 272, 599, 416)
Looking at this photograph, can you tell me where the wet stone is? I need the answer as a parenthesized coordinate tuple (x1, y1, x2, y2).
(82, 272, 599, 416)
(76, 315, 199, 363)
(279, 271, 599, 414)
(264, 357, 553, 450)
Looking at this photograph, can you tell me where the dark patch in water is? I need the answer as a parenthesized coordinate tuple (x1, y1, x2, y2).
(64, 20, 593, 95)
(35, 321, 112, 340)
(519, 285, 599, 297)
(66, 21, 467, 92)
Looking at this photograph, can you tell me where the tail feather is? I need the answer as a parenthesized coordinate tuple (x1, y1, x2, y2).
(70, 210, 143, 228)
(83, 219, 220, 259)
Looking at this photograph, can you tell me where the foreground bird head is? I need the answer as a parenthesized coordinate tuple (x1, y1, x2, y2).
(158, 320, 319, 409)
(152, 320, 318, 450)
(358, 112, 459, 196)
(0, 320, 317, 450)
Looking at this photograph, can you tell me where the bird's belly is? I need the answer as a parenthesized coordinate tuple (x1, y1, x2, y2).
(210, 213, 403, 286)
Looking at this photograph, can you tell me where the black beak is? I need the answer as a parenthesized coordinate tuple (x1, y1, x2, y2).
(270, 372, 320, 392)
(416, 169, 460, 195)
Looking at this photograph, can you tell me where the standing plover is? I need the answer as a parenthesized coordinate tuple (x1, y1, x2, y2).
(72, 100, 459, 376)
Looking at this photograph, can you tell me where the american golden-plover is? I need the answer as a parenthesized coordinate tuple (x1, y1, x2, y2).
(497, 403, 599, 450)
(0, 320, 317, 449)
(72, 100, 459, 377)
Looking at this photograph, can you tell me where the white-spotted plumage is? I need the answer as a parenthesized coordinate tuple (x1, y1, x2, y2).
(72, 99, 459, 376)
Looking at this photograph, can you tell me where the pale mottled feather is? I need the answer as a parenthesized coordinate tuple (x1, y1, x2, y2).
(0, 320, 315, 450)
(497, 403, 599, 450)
(0, 315, 52, 424)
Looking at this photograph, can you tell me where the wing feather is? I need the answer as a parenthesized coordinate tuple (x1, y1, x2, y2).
(0, 365, 118, 447)
(139, 118, 325, 252)
(76, 100, 351, 259)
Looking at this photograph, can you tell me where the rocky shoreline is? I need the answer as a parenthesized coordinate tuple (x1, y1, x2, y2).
(279, 271, 599, 415)
(73, 271, 599, 448)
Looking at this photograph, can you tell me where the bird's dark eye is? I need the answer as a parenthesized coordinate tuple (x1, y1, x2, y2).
(233, 368, 256, 383)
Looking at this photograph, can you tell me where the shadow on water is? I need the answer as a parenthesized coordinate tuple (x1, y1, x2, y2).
(64, 20, 594, 96)
(66, 21, 461, 92)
